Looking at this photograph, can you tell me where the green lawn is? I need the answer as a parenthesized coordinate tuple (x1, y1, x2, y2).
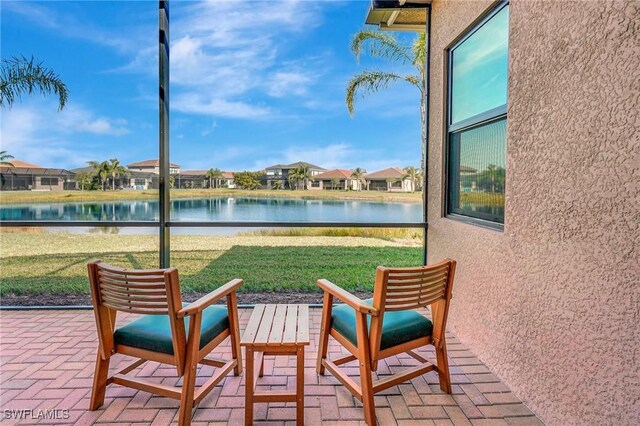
(0, 245, 421, 296)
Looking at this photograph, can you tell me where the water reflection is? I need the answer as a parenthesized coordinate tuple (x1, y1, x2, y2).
(0, 197, 422, 223)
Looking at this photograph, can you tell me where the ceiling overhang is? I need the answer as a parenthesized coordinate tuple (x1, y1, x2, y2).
(364, 0, 429, 32)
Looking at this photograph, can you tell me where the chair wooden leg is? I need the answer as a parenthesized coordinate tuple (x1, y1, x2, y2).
(316, 292, 333, 375)
(178, 313, 202, 426)
(435, 339, 452, 394)
(227, 292, 243, 376)
(356, 312, 376, 426)
(89, 351, 111, 410)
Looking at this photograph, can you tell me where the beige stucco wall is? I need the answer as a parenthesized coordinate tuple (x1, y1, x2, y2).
(427, 1, 639, 425)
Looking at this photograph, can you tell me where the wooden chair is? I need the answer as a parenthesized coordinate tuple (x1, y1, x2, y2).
(87, 260, 243, 426)
(316, 259, 456, 425)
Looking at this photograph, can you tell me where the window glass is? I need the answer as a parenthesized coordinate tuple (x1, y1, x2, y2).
(450, 5, 509, 125)
(448, 118, 506, 223)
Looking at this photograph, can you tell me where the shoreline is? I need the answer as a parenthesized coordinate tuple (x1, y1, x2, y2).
(0, 188, 424, 206)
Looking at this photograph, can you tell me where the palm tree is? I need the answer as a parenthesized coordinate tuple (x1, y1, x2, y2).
(0, 56, 69, 110)
(351, 167, 367, 191)
(403, 166, 421, 192)
(291, 165, 312, 190)
(0, 151, 14, 167)
(88, 160, 110, 191)
(206, 168, 223, 189)
(272, 180, 283, 190)
(107, 158, 129, 190)
(346, 30, 426, 175)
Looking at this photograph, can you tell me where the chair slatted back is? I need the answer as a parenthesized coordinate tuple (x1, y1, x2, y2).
(369, 259, 456, 362)
(383, 261, 452, 311)
(88, 261, 186, 370)
(96, 264, 171, 315)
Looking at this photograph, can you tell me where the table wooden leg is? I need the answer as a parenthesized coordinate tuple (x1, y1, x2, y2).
(296, 346, 305, 426)
(245, 347, 254, 426)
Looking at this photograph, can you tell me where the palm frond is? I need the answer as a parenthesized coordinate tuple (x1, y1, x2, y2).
(0, 56, 69, 110)
(351, 29, 412, 64)
(346, 70, 422, 115)
(412, 33, 427, 73)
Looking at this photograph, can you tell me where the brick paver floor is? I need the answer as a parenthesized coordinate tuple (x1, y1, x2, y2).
(0, 308, 543, 425)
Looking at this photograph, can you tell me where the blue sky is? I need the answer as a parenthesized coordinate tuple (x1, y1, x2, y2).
(1, 0, 422, 173)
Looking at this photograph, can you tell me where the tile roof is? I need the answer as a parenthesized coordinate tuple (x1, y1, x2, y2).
(128, 159, 180, 168)
(313, 169, 353, 180)
(2, 159, 44, 168)
(364, 167, 407, 180)
(265, 161, 326, 171)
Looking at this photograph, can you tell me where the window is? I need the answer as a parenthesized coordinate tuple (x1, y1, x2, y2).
(446, 2, 509, 228)
(41, 177, 59, 186)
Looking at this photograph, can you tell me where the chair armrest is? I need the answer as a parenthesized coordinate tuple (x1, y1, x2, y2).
(317, 279, 378, 316)
(178, 279, 243, 318)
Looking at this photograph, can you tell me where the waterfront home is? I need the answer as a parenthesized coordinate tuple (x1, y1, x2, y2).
(128, 159, 181, 175)
(310, 169, 360, 190)
(72, 166, 158, 190)
(0, 160, 75, 191)
(364, 167, 414, 192)
(265, 161, 326, 189)
(221, 171, 235, 188)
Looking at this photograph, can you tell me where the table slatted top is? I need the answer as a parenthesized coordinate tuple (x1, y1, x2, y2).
(241, 304, 310, 347)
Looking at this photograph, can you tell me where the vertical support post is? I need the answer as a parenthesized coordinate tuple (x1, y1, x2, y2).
(422, 5, 432, 266)
(159, 0, 170, 268)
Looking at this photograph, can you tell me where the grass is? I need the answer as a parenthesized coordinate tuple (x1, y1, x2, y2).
(239, 227, 423, 242)
(459, 191, 505, 208)
(0, 245, 421, 296)
(0, 188, 423, 205)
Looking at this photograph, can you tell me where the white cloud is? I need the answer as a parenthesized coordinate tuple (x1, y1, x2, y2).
(0, 101, 129, 168)
(56, 106, 129, 136)
(267, 71, 314, 98)
(173, 94, 270, 119)
(253, 142, 417, 172)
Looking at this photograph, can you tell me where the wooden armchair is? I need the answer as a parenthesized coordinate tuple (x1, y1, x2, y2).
(87, 260, 243, 426)
(316, 259, 456, 425)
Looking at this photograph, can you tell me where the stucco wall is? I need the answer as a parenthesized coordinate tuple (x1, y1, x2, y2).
(427, 1, 639, 425)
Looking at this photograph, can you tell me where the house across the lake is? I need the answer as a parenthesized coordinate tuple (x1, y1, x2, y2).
(173, 170, 236, 189)
(72, 166, 158, 190)
(364, 167, 413, 192)
(0, 160, 75, 191)
(311, 169, 361, 191)
(264, 161, 326, 189)
(127, 159, 180, 175)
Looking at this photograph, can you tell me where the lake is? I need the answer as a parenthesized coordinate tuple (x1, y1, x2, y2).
(0, 197, 423, 234)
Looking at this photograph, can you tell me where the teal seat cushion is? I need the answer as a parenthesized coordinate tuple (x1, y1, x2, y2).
(331, 299, 432, 350)
(114, 304, 229, 355)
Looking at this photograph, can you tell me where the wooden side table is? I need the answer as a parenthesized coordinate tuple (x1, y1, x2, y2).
(241, 304, 310, 425)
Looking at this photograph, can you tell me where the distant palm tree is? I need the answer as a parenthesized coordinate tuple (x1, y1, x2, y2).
(0, 56, 69, 110)
(351, 167, 367, 191)
(272, 180, 283, 190)
(0, 151, 14, 167)
(206, 168, 223, 189)
(88, 160, 110, 191)
(290, 165, 312, 190)
(346, 30, 426, 175)
(107, 158, 129, 190)
(403, 166, 421, 192)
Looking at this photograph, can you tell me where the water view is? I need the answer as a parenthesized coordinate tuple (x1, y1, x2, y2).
(0, 196, 422, 225)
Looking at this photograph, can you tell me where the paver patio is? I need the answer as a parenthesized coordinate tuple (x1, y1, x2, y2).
(0, 308, 543, 425)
